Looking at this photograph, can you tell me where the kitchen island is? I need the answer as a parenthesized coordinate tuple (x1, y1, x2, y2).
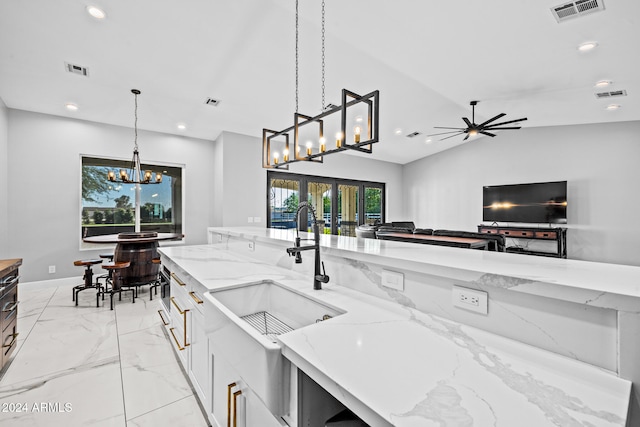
(156, 227, 637, 426)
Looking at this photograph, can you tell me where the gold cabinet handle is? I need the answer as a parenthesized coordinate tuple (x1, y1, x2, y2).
(227, 382, 237, 427)
(189, 291, 203, 304)
(170, 297, 189, 315)
(233, 390, 243, 427)
(171, 272, 186, 286)
(3, 332, 19, 349)
(169, 327, 185, 351)
(158, 309, 169, 326)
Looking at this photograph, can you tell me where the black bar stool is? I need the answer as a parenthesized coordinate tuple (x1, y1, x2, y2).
(98, 261, 134, 310)
(72, 259, 103, 306)
(95, 253, 115, 296)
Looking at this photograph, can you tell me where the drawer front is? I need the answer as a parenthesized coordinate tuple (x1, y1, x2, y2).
(1, 282, 18, 328)
(2, 317, 18, 362)
(500, 229, 534, 238)
(479, 228, 500, 234)
(534, 231, 558, 239)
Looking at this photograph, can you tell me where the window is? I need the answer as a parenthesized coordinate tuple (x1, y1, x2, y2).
(267, 171, 385, 235)
(81, 156, 183, 238)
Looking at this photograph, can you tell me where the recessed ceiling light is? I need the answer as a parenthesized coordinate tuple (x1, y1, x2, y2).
(605, 104, 621, 111)
(595, 80, 612, 88)
(424, 138, 432, 144)
(394, 128, 402, 135)
(577, 41, 598, 52)
(177, 123, 186, 130)
(65, 103, 78, 111)
(86, 6, 106, 20)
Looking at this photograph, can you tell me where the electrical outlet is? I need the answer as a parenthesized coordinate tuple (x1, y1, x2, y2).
(248, 241, 255, 251)
(452, 285, 488, 315)
(48, 265, 56, 274)
(248, 217, 254, 223)
(381, 269, 404, 291)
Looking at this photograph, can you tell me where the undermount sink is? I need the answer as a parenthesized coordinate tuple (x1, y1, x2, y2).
(204, 280, 345, 416)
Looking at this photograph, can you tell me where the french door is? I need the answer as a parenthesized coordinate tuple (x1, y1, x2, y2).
(267, 171, 385, 235)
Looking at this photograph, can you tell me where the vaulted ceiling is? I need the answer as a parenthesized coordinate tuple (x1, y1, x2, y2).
(1, 0, 638, 164)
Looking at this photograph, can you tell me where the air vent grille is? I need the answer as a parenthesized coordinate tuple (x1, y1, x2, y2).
(595, 90, 627, 99)
(204, 98, 221, 106)
(65, 62, 89, 76)
(406, 131, 422, 138)
(551, 0, 604, 23)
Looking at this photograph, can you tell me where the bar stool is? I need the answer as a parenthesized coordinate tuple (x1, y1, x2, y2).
(148, 258, 162, 301)
(95, 253, 115, 296)
(72, 259, 103, 306)
(98, 261, 134, 310)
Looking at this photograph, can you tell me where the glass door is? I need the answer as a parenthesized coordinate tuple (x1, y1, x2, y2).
(268, 176, 300, 229)
(363, 185, 383, 225)
(338, 184, 359, 236)
(307, 180, 332, 234)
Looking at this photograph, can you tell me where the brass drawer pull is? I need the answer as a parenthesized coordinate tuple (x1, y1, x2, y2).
(170, 297, 189, 315)
(169, 327, 185, 351)
(158, 309, 169, 326)
(3, 332, 18, 349)
(189, 291, 203, 304)
(233, 390, 243, 427)
(171, 272, 186, 286)
(227, 382, 237, 427)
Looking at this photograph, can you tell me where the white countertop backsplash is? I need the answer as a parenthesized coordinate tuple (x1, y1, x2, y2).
(160, 235, 631, 426)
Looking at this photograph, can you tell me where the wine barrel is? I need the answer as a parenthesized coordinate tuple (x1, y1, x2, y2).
(114, 235, 160, 286)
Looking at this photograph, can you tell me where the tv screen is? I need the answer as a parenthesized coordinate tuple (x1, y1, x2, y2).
(483, 181, 567, 224)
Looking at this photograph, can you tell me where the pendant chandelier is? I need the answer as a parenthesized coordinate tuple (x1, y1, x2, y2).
(107, 89, 162, 184)
(262, 0, 380, 169)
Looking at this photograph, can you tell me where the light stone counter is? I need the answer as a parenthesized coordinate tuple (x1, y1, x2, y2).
(160, 239, 631, 426)
(208, 227, 640, 312)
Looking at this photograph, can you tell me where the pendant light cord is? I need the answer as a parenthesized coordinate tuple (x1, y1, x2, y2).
(295, 0, 299, 114)
(321, 0, 326, 111)
(133, 91, 139, 151)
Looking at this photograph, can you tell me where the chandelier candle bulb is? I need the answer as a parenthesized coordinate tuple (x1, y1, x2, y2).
(336, 132, 343, 148)
(155, 172, 162, 183)
(107, 171, 116, 182)
(306, 141, 313, 156)
(354, 126, 361, 143)
(144, 170, 152, 182)
(283, 149, 289, 162)
(320, 137, 326, 153)
(273, 152, 279, 165)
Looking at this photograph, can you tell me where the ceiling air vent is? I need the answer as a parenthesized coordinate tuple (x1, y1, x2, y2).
(406, 131, 422, 138)
(204, 98, 221, 106)
(65, 62, 89, 76)
(595, 90, 627, 99)
(551, 0, 605, 23)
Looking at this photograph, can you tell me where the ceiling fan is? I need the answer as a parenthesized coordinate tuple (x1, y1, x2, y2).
(428, 101, 527, 141)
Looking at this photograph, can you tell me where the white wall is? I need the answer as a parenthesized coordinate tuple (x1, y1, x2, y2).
(213, 131, 405, 227)
(8, 109, 216, 282)
(403, 120, 640, 266)
(0, 98, 8, 258)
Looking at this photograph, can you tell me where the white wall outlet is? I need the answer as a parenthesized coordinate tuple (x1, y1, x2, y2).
(452, 285, 488, 315)
(381, 269, 404, 291)
(248, 241, 255, 251)
(48, 265, 56, 274)
(253, 216, 261, 223)
(248, 216, 254, 223)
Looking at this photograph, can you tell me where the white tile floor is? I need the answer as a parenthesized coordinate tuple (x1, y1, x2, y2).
(0, 278, 210, 426)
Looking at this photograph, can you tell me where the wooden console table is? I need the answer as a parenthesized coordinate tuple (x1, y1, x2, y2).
(478, 225, 567, 258)
(378, 232, 490, 250)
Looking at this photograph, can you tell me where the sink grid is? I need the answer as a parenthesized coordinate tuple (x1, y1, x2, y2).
(241, 311, 294, 343)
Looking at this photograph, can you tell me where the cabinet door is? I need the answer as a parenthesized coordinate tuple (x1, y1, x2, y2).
(168, 290, 190, 369)
(189, 308, 209, 410)
(210, 351, 240, 427)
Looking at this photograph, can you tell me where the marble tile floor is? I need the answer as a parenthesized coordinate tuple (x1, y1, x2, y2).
(0, 277, 210, 427)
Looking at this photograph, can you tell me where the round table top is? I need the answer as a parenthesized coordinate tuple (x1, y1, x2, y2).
(83, 232, 183, 244)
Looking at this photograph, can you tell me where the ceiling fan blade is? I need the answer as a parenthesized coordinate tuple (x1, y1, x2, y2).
(483, 117, 528, 128)
(485, 126, 521, 130)
(462, 117, 473, 128)
(477, 113, 506, 128)
(439, 132, 465, 141)
(463, 134, 470, 141)
(433, 126, 466, 130)
(427, 130, 467, 136)
(479, 131, 496, 137)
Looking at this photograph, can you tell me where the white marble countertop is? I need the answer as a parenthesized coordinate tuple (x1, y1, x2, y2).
(160, 242, 631, 426)
(208, 227, 640, 312)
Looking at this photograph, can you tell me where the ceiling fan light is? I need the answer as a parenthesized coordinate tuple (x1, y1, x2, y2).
(468, 129, 478, 136)
(595, 80, 612, 88)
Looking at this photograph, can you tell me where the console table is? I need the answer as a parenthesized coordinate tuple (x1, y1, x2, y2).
(478, 225, 567, 258)
(378, 232, 490, 250)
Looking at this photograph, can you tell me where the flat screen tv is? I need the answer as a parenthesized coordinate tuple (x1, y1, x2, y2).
(483, 181, 567, 224)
